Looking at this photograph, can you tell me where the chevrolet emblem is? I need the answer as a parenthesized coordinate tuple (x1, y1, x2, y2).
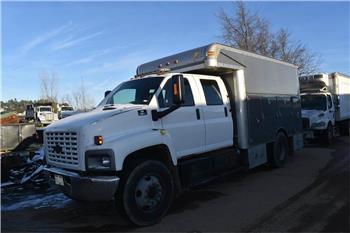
(52, 144, 63, 154)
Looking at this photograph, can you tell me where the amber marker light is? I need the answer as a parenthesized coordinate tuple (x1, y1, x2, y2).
(207, 51, 215, 57)
(94, 136, 103, 145)
(173, 83, 178, 95)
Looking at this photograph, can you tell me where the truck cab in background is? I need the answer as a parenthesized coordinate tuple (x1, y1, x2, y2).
(58, 105, 76, 119)
(25, 104, 35, 121)
(36, 106, 56, 126)
(300, 73, 350, 143)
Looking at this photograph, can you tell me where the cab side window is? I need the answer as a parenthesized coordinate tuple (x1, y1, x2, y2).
(327, 95, 332, 109)
(158, 78, 195, 108)
(200, 79, 223, 105)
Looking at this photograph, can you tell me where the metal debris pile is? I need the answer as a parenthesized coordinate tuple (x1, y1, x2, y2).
(4, 148, 48, 189)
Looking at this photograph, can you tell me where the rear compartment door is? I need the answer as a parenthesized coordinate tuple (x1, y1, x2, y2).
(195, 76, 234, 151)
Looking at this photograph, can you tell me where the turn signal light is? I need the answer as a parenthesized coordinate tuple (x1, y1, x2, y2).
(94, 136, 103, 145)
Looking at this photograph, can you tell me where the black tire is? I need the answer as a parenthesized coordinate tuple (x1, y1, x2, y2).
(270, 132, 289, 168)
(323, 123, 333, 145)
(116, 160, 174, 226)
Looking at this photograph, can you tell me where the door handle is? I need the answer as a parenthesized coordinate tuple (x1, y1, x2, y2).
(196, 109, 200, 120)
(224, 107, 228, 117)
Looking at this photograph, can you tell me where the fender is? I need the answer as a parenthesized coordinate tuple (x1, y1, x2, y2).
(103, 129, 177, 171)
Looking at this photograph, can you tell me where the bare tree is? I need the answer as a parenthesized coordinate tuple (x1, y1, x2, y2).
(71, 78, 95, 111)
(218, 1, 319, 75)
(61, 94, 73, 106)
(39, 71, 59, 102)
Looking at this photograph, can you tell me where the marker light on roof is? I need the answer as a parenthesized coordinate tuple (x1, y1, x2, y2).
(207, 51, 215, 57)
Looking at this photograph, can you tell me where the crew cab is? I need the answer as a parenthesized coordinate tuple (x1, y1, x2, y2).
(44, 43, 303, 226)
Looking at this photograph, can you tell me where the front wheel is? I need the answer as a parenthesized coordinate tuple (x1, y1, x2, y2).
(116, 160, 174, 226)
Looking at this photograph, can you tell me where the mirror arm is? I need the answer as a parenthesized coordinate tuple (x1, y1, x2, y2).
(152, 105, 180, 121)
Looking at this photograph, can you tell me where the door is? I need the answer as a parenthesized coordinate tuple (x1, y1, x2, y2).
(196, 76, 233, 151)
(158, 76, 205, 158)
(327, 94, 335, 125)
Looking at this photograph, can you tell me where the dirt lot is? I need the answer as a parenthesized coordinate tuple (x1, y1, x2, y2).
(2, 137, 349, 232)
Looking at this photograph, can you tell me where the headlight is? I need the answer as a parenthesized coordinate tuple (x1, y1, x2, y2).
(85, 149, 115, 171)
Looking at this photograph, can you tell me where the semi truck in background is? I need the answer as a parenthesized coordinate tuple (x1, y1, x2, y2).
(44, 43, 303, 226)
(300, 72, 350, 143)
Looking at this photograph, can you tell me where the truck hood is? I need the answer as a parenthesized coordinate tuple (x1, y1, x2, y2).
(46, 104, 143, 131)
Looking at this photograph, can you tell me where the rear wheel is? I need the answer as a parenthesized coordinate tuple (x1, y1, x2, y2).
(116, 160, 174, 226)
(269, 132, 289, 168)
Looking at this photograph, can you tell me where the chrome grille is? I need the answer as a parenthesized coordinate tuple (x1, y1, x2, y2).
(46, 131, 79, 166)
(45, 113, 54, 120)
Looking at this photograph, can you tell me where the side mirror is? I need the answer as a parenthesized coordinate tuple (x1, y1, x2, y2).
(171, 75, 185, 105)
(104, 90, 111, 98)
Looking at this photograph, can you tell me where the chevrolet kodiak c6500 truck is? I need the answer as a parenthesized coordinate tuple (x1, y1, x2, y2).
(44, 43, 303, 226)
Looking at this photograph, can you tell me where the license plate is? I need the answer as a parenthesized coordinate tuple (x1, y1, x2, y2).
(54, 174, 64, 186)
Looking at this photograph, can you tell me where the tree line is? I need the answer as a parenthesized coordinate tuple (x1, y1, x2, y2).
(39, 71, 95, 111)
(1, 72, 95, 113)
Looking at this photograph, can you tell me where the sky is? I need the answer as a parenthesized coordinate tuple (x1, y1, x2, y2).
(2, 1, 349, 104)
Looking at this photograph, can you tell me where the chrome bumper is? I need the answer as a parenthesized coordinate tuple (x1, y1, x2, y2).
(44, 166, 119, 202)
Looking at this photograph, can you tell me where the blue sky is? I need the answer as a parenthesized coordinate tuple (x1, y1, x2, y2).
(2, 1, 349, 104)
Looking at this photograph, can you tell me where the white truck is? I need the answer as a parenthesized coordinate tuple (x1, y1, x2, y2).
(300, 72, 350, 143)
(35, 105, 56, 126)
(58, 105, 77, 119)
(44, 43, 303, 226)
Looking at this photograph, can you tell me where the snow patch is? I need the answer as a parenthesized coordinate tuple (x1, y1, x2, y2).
(2, 193, 72, 211)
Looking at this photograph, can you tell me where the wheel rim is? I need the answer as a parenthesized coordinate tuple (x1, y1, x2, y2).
(134, 174, 163, 211)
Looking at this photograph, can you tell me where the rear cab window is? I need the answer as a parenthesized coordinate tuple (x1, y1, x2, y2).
(200, 79, 223, 105)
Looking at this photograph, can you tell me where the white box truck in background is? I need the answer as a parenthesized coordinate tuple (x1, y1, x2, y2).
(300, 72, 350, 143)
(44, 43, 303, 226)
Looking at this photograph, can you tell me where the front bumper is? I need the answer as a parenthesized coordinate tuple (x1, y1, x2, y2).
(44, 166, 119, 202)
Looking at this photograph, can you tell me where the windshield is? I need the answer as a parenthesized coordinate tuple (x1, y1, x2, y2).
(39, 107, 52, 112)
(301, 95, 327, 111)
(62, 107, 73, 111)
(101, 77, 163, 106)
